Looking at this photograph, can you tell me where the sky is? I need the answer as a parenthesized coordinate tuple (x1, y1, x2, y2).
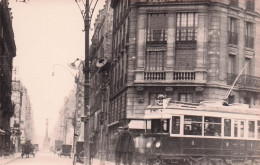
(9, 0, 105, 143)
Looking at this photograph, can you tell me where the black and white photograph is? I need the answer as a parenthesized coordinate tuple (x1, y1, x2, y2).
(0, 0, 260, 165)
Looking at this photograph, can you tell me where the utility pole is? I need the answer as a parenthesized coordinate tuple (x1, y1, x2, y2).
(83, 0, 91, 165)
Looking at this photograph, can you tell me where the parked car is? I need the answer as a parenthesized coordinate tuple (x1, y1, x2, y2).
(54, 140, 63, 154)
(58, 144, 72, 157)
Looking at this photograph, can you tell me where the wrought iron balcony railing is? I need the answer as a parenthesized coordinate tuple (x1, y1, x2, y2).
(227, 73, 260, 88)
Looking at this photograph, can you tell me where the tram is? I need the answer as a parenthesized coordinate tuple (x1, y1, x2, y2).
(131, 100, 260, 165)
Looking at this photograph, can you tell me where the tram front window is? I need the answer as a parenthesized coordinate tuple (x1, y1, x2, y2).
(204, 117, 221, 136)
(151, 119, 170, 133)
(184, 115, 202, 135)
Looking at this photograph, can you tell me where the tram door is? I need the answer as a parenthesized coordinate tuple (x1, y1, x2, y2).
(233, 120, 246, 156)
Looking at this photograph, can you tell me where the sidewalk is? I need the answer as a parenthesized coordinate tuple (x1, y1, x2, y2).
(0, 153, 21, 165)
(75, 158, 115, 165)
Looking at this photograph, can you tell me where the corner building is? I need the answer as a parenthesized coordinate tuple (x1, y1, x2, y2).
(109, 0, 260, 137)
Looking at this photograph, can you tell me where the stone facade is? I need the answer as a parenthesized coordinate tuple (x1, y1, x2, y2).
(109, 0, 260, 127)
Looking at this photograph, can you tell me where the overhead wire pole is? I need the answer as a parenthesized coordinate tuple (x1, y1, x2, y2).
(83, 0, 91, 165)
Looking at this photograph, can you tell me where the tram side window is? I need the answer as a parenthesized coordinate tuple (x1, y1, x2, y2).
(151, 119, 170, 133)
(240, 121, 245, 137)
(257, 120, 260, 139)
(234, 121, 238, 137)
(248, 121, 255, 138)
(172, 116, 180, 134)
(234, 120, 245, 138)
(204, 117, 221, 136)
(184, 115, 202, 135)
(224, 119, 231, 137)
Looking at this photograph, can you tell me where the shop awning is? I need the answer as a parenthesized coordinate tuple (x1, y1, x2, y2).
(128, 120, 146, 129)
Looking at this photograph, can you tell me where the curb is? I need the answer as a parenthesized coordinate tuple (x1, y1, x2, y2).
(1, 155, 21, 165)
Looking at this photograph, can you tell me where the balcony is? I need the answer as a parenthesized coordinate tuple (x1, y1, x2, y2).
(173, 71, 195, 81)
(134, 70, 206, 84)
(227, 73, 260, 89)
(144, 71, 166, 80)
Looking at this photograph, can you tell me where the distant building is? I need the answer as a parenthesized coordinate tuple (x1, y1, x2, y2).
(0, 0, 16, 156)
(11, 81, 35, 151)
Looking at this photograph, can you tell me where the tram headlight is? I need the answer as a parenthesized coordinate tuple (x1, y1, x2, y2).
(155, 141, 161, 148)
(146, 141, 152, 148)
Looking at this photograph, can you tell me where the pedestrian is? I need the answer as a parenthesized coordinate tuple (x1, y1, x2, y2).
(116, 125, 135, 165)
(114, 126, 123, 165)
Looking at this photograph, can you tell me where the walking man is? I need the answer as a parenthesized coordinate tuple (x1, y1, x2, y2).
(114, 126, 123, 165)
(116, 125, 135, 165)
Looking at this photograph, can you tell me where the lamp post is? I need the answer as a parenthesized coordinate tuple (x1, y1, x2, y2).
(83, 1, 91, 165)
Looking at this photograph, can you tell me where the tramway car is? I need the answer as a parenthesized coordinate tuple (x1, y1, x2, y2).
(131, 100, 260, 165)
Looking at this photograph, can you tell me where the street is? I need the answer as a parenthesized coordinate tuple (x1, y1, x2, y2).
(7, 151, 75, 165)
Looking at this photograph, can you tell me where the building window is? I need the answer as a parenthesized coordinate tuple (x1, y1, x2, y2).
(176, 13, 198, 42)
(228, 54, 236, 74)
(204, 117, 221, 136)
(246, 0, 255, 12)
(228, 95, 235, 104)
(245, 22, 254, 49)
(147, 13, 167, 42)
(230, 0, 239, 7)
(184, 115, 202, 135)
(175, 50, 195, 70)
(228, 17, 238, 45)
(178, 93, 193, 103)
(245, 58, 252, 75)
(146, 47, 166, 71)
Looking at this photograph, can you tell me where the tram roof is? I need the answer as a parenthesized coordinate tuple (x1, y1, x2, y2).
(146, 100, 260, 116)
